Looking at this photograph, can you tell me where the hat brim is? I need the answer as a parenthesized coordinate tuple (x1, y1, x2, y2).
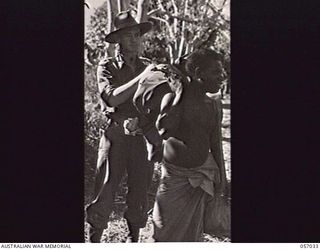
(105, 22, 152, 44)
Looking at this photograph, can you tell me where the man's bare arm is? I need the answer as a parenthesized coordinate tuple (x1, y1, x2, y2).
(156, 92, 182, 139)
(210, 99, 228, 192)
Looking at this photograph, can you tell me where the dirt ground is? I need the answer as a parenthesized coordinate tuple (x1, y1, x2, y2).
(84, 95, 231, 243)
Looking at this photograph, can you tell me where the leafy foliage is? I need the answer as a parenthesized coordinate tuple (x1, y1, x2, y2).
(85, 0, 230, 63)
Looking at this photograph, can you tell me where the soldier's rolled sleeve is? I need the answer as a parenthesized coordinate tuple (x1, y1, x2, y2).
(97, 62, 116, 107)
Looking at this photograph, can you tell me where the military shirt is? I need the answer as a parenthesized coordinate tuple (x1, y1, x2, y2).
(97, 53, 151, 123)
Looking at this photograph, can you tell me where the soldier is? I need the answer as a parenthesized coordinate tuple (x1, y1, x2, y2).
(86, 10, 156, 243)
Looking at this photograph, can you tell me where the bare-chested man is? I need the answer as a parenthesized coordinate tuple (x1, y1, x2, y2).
(151, 49, 228, 241)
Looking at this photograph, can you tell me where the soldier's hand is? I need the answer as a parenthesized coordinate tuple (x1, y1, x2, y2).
(123, 117, 143, 136)
(139, 64, 157, 83)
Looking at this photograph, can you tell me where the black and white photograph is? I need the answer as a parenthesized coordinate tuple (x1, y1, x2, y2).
(84, 0, 231, 243)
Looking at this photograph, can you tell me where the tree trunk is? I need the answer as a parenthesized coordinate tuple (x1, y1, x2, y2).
(106, 0, 119, 57)
(136, 0, 150, 23)
(106, 0, 112, 35)
(117, 0, 122, 12)
(117, 0, 130, 13)
(178, 0, 189, 59)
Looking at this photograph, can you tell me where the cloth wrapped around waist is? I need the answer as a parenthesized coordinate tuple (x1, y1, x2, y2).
(162, 153, 221, 196)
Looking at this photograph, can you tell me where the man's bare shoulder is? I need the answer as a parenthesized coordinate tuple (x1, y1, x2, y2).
(160, 92, 176, 112)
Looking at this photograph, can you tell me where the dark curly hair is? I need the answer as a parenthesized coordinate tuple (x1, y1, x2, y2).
(184, 48, 222, 77)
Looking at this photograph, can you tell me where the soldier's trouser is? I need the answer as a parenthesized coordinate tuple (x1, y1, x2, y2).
(86, 124, 154, 229)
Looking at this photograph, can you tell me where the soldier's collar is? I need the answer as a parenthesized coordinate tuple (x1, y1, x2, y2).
(115, 52, 141, 69)
(115, 52, 125, 69)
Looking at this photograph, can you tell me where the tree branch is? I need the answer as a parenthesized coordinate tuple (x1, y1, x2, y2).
(149, 9, 198, 23)
(168, 43, 174, 64)
(147, 8, 162, 16)
(200, 0, 210, 22)
(178, 0, 188, 59)
(149, 16, 175, 38)
(157, 0, 166, 12)
(170, 0, 179, 34)
(208, 3, 230, 23)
